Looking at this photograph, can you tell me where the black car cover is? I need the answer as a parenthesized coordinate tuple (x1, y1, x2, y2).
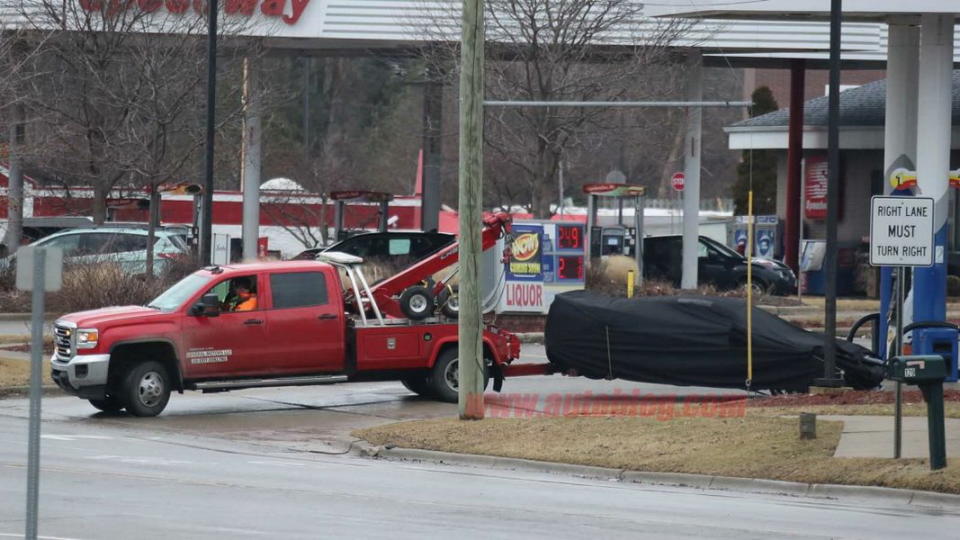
(545, 291, 884, 391)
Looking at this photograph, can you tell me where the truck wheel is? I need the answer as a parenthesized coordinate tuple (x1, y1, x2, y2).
(88, 396, 124, 413)
(401, 375, 434, 397)
(437, 286, 459, 319)
(429, 348, 489, 404)
(400, 286, 434, 320)
(121, 361, 171, 417)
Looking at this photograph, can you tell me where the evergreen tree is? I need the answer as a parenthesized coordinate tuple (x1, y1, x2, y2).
(732, 86, 779, 215)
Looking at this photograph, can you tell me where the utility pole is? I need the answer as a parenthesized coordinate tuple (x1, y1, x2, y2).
(458, 0, 485, 419)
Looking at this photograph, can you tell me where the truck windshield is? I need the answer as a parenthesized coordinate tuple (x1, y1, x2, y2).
(147, 273, 211, 311)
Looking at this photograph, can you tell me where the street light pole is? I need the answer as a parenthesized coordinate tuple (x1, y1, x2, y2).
(200, 0, 219, 265)
(818, 0, 843, 387)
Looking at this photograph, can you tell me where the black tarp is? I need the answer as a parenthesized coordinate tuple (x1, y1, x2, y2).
(545, 291, 884, 391)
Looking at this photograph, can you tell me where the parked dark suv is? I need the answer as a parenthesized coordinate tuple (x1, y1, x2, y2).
(643, 235, 796, 295)
(292, 231, 456, 267)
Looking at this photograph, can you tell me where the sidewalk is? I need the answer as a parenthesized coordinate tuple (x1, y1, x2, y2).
(827, 415, 960, 459)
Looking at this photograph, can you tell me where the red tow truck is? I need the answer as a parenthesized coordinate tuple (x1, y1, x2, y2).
(50, 215, 521, 416)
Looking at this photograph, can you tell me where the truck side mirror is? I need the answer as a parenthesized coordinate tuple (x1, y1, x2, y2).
(193, 293, 221, 317)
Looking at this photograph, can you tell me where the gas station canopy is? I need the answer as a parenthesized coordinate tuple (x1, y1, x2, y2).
(646, 1, 960, 21)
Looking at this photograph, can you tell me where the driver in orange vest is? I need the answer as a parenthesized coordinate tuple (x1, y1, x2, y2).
(226, 278, 258, 312)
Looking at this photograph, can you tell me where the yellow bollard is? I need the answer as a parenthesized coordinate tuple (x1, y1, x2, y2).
(627, 270, 635, 298)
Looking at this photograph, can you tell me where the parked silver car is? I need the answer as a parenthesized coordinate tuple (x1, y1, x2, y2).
(2, 227, 189, 275)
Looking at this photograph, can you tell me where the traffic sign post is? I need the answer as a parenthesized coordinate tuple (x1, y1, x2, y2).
(671, 172, 684, 240)
(16, 247, 62, 540)
(869, 196, 934, 459)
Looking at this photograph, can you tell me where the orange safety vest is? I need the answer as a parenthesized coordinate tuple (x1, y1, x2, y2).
(234, 295, 258, 312)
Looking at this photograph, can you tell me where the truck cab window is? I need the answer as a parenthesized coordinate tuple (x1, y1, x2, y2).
(214, 275, 259, 312)
(270, 272, 327, 309)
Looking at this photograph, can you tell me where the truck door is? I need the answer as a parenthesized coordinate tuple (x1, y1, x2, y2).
(264, 270, 345, 373)
(181, 274, 269, 378)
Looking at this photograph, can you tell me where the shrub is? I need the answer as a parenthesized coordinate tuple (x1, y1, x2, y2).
(49, 264, 171, 313)
(585, 256, 791, 303)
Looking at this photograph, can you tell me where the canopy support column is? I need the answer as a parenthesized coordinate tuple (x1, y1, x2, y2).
(681, 50, 703, 290)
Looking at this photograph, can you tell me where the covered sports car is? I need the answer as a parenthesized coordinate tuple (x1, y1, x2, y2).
(545, 291, 884, 392)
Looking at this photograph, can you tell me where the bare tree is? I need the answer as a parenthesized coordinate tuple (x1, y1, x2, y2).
(14, 2, 249, 226)
(422, 0, 690, 217)
(261, 143, 350, 249)
(0, 25, 48, 254)
(259, 55, 417, 248)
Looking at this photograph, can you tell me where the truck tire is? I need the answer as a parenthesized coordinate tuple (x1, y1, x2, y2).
(120, 361, 171, 417)
(400, 286, 434, 320)
(88, 396, 124, 413)
(401, 375, 434, 397)
(429, 348, 489, 404)
(437, 286, 459, 319)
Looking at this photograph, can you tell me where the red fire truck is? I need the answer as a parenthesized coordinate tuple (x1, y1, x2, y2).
(50, 215, 521, 416)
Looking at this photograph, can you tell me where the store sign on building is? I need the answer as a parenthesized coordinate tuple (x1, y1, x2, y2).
(804, 154, 828, 219)
(78, 0, 312, 25)
(804, 154, 844, 221)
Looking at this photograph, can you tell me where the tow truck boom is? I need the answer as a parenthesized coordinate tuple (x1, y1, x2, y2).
(365, 213, 512, 320)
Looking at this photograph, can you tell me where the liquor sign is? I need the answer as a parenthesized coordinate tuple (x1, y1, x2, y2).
(498, 221, 586, 314)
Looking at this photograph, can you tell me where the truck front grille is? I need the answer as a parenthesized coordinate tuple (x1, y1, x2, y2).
(54, 325, 73, 359)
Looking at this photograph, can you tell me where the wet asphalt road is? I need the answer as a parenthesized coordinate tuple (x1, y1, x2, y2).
(2, 405, 960, 540)
(2, 345, 957, 538)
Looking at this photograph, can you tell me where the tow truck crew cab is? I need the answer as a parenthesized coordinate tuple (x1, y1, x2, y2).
(51, 260, 519, 416)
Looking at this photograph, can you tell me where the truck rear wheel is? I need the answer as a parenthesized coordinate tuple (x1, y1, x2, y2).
(88, 396, 124, 414)
(121, 361, 171, 417)
(429, 348, 489, 404)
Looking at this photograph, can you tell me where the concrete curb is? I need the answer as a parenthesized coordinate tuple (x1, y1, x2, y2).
(352, 442, 960, 508)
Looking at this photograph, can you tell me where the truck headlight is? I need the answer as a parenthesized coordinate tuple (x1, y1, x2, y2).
(77, 329, 99, 349)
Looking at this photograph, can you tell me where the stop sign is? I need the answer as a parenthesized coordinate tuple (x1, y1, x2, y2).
(671, 172, 685, 192)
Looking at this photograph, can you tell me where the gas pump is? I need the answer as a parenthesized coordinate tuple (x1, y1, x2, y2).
(330, 190, 394, 241)
(583, 183, 646, 280)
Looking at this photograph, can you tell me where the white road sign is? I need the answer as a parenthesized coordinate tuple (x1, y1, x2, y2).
(869, 196, 934, 267)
